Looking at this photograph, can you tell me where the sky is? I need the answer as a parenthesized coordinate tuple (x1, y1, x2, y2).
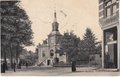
(20, 0, 102, 52)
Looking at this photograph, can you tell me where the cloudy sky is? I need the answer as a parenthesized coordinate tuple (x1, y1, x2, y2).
(20, 0, 102, 52)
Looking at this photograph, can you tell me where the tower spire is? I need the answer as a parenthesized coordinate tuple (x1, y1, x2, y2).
(54, 10, 57, 22)
(52, 10, 59, 31)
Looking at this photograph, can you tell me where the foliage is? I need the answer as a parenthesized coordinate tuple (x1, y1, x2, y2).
(1, 1, 33, 64)
(83, 28, 97, 54)
(78, 28, 101, 62)
(60, 31, 80, 63)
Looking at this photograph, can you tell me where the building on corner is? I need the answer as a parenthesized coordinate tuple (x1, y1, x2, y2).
(99, 0, 120, 70)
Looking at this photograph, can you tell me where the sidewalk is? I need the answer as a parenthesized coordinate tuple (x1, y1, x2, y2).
(2, 66, 119, 73)
(1, 66, 120, 76)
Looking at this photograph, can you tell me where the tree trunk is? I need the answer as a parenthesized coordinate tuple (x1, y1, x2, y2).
(10, 45, 13, 69)
(3, 47, 8, 70)
(16, 43, 20, 68)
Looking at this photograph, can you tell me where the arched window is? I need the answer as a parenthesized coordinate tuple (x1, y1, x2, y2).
(50, 49, 54, 57)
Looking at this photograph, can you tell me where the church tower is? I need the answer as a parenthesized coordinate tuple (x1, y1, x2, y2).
(48, 11, 62, 45)
(38, 11, 66, 66)
(48, 11, 62, 60)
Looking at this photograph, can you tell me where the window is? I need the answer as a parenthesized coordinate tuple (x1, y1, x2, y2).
(112, 4, 117, 15)
(50, 53, 54, 56)
(106, 7, 111, 17)
(107, 1, 112, 6)
(105, 0, 112, 6)
(50, 49, 54, 57)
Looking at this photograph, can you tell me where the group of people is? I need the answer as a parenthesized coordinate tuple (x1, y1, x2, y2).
(1, 61, 29, 73)
(1, 62, 17, 73)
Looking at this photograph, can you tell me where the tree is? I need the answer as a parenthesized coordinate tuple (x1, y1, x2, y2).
(1, 1, 33, 68)
(78, 40, 89, 61)
(83, 28, 97, 54)
(79, 28, 101, 62)
(60, 31, 80, 63)
(96, 42, 102, 57)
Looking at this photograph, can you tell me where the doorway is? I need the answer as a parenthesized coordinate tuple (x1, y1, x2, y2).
(105, 43, 117, 68)
(47, 60, 50, 65)
(104, 27, 118, 68)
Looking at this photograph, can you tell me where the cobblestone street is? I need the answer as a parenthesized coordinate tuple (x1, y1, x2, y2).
(1, 66, 120, 76)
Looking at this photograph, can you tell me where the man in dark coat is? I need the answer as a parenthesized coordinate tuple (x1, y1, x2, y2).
(13, 63, 16, 72)
(1, 62, 3, 73)
(71, 60, 76, 72)
(1, 63, 3, 73)
(2, 62, 6, 73)
(19, 62, 21, 69)
(26, 62, 28, 68)
(18, 61, 22, 69)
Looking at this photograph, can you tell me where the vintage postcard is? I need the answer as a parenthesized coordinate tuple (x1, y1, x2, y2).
(1, 0, 120, 76)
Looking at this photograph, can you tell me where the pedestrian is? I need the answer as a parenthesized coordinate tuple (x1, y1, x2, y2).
(71, 60, 76, 72)
(1, 62, 3, 73)
(56, 58, 59, 64)
(19, 62, 21, 69)
(5, 61, 8, 70)
(1, 63, 3, 73)
(13, 63, 16, 72)
(2, 62, 6, 73)
(26, 62, 28, 68)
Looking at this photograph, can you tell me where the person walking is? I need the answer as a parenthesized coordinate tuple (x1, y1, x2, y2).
(71, 59, 76, 72)
(2, 62, 6, 73)
(26, 62, 28, 68)
(18, 62, 21, 69)
(13, 63, 16, 72)
(1, 63, 3, 73)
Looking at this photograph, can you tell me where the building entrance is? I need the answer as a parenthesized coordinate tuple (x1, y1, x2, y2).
(104, 42, 117, 68)
(104, 27, 118, 68)
(47, 60, 50, 65)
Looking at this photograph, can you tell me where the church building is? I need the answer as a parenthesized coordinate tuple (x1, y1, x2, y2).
(37, 12, 66, 66)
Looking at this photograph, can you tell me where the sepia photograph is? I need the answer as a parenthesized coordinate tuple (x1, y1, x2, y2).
(0, 0, 120, 76)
